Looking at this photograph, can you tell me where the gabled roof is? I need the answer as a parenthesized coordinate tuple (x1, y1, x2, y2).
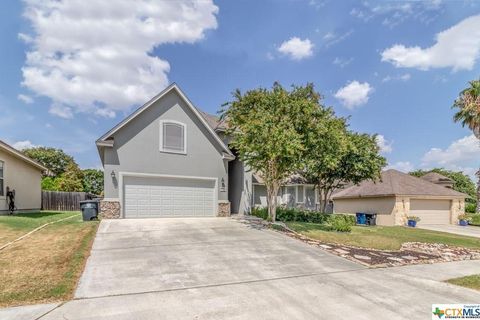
(332, 169, 466, 199)
(199, 111, 228, 131)
(0, 140, 48, 172)
(96, 83, 234, 158)
(420, 172, 454, 184)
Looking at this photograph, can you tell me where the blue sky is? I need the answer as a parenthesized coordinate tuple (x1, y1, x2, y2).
(1, 0, 479, 177)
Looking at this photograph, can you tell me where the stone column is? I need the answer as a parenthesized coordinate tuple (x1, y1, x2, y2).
(100, 200, 121, 219)
(217, 201, 231, 217)
(450, 199, 464, 224)
(393, 197, 409, 226)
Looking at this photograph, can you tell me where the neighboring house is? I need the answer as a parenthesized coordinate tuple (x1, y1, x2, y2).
(0, 140, 47, 213)
(419, 172, 455, 189)
(332, 169, 466, 226)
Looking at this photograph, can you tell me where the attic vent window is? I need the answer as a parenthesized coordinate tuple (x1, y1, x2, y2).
(160, 121, 186, 154)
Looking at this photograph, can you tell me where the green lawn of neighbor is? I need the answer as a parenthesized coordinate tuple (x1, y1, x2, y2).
(447, 275, 480, 291)
(286, 222, 480, 251)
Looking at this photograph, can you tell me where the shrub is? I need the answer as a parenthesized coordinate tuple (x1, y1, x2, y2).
(407, 216, 421, 222)
(467, 214, 480, 226)
(458, 214, 471, 221)
(251, 207, 268, 220)
(251, 206, 355, 232)
(466, 202, 477, 214)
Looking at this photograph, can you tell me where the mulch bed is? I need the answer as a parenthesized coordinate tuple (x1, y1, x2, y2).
(235, 216, 480, 268)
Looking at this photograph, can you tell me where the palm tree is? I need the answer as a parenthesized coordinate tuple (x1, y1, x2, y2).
(453, 79, 480, 212)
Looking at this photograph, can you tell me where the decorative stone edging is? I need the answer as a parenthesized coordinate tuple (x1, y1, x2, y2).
(234, 216, 480, 268)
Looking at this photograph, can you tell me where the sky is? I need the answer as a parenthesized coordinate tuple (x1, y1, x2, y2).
(0, 0, 479, 178)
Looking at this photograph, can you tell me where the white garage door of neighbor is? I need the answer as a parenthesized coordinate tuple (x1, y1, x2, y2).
(124, 176, 216, 218)
(409, 199, 451, 225)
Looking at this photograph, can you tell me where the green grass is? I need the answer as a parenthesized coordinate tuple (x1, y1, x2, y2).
(0, 212, 98, 307)
(287, 222, 480, 251)
(0, 211, 80, 245)
(447, 275, 480, 291)
(0, 211, 79, 230)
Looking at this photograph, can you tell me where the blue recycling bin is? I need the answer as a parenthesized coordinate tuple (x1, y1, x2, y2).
(356, 212, 367, 225)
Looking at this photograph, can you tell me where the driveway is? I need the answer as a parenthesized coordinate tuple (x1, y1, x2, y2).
(419, 224, 480, 238)
(4, 218, 480, 320)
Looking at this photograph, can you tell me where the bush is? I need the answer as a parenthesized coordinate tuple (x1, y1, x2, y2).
(251, 206, 355, 232)
(466, 202, 477, 214)
(467, 214, 480, 226)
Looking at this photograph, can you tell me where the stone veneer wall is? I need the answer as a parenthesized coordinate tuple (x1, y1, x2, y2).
(393, 197, 409, 226)
(450, 199, 464, 224)
(100, 200, 121, 219)
(217, 201, 231, 217)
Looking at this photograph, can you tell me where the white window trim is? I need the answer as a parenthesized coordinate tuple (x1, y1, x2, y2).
(0, 159, 5, 198)
(159, 120, 187, 155)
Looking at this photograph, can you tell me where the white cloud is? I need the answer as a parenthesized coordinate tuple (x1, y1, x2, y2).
(386, 161, 414, 173)
(376, 135, 393, 154)
(382, 73, 411, 82)
(381, 15, 480, 71)
(278, 37, 314, 60)
(49, 103, 73, 119)
(332, 57, 353, 68)
(323, 30, 353, 48)
(422, 134, 480, 167)
(351, 1, 443, 27)
(11, 140, 37, 150)
(20, 0, 219, 118)
(17, 94, 34, 104)
(334, 81, 373, 109)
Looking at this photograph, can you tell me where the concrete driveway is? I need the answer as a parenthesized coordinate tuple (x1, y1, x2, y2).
(4, 217, 480, 320)
(419, 224, 480, 238)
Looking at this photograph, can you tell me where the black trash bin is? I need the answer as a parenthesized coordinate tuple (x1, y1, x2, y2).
(80, 200, 99, 221)
(365, 213, 377, 226)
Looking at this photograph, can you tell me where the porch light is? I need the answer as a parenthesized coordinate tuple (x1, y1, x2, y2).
(220, 178, 226, 192)
(111, 170, 116, 179)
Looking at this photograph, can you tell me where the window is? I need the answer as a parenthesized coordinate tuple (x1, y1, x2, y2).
(0, 160, 4, 197)
(160, 121, 186, 154)
(296, 186, 304, 203)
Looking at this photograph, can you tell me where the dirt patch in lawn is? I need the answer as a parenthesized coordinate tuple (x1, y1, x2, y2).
(0, 218, 98, 307)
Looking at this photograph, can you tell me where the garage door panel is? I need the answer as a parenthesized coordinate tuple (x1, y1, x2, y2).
(123, 176, 216, 218)
(410, 199, 451, 225)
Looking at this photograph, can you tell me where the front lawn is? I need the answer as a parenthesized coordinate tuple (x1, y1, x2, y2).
(0, 211, 98, 307)
(447, 275, 480, 291)
(0, 211, 79, 245)
(286, 222, 480, 251)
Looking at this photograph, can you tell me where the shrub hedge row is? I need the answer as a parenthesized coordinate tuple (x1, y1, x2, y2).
(251, 207, 356, 232)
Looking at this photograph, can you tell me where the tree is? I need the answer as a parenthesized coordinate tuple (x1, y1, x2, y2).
(23, 147, 75, 177)
(409, 168, 477, 204)
(453, 79, 480, 212)
(82, 169, 104, 195)
(41, 176, 60, 191)
(304, 131, 386, 212)
(56, 162, 84, 192)
(221, 83, 324, 221)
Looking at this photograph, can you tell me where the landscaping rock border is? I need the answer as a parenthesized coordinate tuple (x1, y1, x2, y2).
(234, 216, 480, 267)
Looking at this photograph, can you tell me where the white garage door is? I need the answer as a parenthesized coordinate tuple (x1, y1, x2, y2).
(123, 176, 216, 218)
(409, 199, 451, 225)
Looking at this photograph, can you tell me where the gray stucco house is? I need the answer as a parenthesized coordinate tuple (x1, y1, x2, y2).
(96, 83, 253, 218)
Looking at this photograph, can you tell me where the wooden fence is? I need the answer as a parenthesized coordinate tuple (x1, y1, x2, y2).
(41, 191, 96, 211)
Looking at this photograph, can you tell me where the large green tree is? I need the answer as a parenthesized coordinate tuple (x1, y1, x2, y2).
(23, 147, 75, 177)
(221, 83, 324, 221)
(453, 79, 480, 212)
(56, 162, 84, 192)
(82, 169, 104, 195)
(304, 131, 386, 212)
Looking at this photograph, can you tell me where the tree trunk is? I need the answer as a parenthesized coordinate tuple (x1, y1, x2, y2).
(266, 182, 280, 222)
